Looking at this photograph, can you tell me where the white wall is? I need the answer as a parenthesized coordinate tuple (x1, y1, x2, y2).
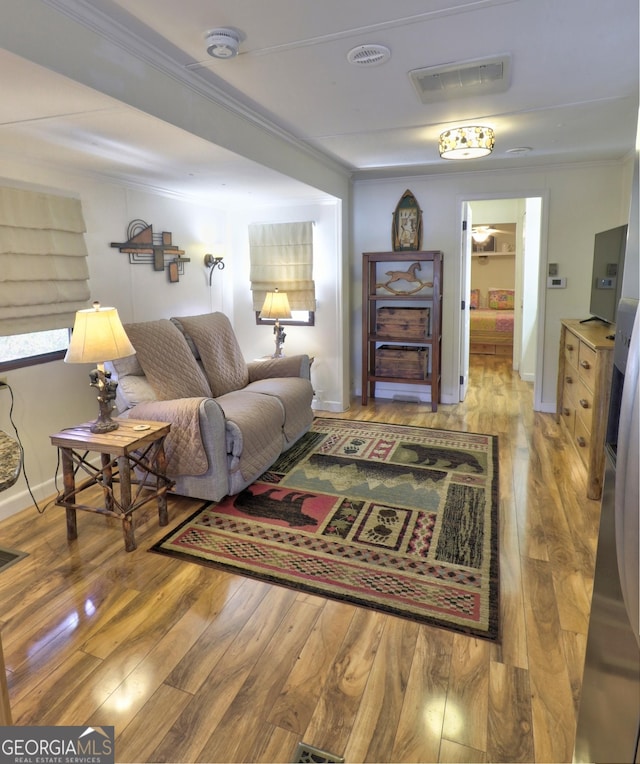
(353, 160, 633, 410)
(0, 161, 347, 520)
(227, 200, 347, 413)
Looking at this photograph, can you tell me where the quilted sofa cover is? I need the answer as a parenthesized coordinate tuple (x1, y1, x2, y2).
(107, 312, 314, 501)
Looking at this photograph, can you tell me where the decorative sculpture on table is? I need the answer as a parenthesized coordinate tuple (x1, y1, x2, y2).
(376, 261, 433, 295)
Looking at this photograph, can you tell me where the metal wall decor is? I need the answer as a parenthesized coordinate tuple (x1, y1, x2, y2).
(392, 190, 423, 251)
(111, 219, 190, 282)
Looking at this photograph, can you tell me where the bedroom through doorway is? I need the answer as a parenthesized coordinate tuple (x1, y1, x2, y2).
(460, 196, 543, 405)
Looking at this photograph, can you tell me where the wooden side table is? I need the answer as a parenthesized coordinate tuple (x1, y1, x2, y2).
(50, 419, 174, 552)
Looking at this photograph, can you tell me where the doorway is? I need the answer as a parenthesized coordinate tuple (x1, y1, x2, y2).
(460, 195, 544, 407)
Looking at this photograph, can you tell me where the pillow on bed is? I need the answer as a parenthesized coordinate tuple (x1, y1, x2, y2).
(470, 288, 480, 309)
(488, 288, 514, 310)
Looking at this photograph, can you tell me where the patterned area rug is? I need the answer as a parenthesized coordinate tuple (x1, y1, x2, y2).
(151, 418, 499, 640)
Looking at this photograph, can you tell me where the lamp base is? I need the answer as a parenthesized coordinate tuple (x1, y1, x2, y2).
(90, 415, 119, 434)
(273, 320, 286, 358)
(89, 367, 120, 434)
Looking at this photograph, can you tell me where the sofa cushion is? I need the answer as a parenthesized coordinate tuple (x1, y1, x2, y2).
(115, 374, 157, 411)
(215, 390, 284, 482)
(173, 312, 250, 397)
(124, 319, 212, 400)
(243, 377, 313, 443)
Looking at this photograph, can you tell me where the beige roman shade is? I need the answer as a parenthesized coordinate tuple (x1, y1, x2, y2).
(249, 221, 315, 311)
(0, 186, 90, 336)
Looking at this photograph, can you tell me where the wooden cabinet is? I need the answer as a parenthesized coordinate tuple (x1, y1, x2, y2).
(362, 251, 442, 411)
(556, 319, 614, 499)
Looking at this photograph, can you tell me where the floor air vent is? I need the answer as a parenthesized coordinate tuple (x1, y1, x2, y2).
(293, 742, 344, 764)
(0, 546, 28, 574)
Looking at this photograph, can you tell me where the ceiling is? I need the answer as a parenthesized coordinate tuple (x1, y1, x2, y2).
(1, 0, 638, 204)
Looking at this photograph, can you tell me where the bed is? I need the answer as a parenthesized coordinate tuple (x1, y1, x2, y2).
(469, 288, 514, 355)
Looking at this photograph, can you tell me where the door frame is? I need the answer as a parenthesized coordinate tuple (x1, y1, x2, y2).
(457, 190, 549, 411)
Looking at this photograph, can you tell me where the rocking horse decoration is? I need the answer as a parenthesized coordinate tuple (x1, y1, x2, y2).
(376, 261, 433, 295)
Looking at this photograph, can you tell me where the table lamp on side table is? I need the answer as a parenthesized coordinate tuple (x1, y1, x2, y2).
(260, 288, 292, 358)
(64, 301, 135, 433)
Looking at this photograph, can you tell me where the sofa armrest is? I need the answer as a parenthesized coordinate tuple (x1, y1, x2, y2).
(247, 354, 310, 381)
(122, 397, 227, 477)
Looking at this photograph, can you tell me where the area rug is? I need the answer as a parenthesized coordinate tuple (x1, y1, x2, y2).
(151, 418, 499, 640)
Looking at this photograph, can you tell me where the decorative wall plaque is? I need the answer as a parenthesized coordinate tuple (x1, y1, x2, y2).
(111, 219, 190, 282)
(392, 190, 423, 251)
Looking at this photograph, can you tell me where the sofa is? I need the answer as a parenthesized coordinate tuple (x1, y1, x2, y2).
(106, 312, 314, 501)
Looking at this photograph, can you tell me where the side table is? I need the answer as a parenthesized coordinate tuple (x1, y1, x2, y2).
(50, 419, 174, 552)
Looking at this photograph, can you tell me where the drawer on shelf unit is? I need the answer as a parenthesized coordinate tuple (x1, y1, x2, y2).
(376, 306, 430, 339)
(375, 345, 429, 379)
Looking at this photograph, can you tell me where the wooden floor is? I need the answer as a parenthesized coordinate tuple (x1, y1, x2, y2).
(0, 355, 601, 763)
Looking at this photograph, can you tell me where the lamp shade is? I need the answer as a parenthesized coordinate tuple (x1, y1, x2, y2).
(259, 289, 292, 320)
(439, 126, 495, 159)
(64, 302, 135, 364)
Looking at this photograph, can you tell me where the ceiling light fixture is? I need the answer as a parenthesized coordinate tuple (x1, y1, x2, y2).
(205, 28, 241, 59)
(439, 126, 495, 160)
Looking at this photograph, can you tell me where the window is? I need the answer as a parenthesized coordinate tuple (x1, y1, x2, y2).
(255, 309, 315, 327)
(0, 328, 70, 370)
(0, 186, 90, 341)
(248, 221, 315, 318)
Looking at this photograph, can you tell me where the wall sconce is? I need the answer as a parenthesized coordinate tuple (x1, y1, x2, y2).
(204, 254, 225, 285)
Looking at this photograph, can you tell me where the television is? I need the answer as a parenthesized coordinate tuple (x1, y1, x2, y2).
(588, 224, 628, 324)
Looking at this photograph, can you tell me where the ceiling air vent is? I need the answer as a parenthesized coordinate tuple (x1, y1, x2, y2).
(347, 44, 391, 67)
(409, 54, 511, 103)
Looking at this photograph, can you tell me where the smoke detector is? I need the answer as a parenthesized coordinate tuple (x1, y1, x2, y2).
(206, 28, 241, 59)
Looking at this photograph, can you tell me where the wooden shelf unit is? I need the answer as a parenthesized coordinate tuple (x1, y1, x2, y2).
(362, 250, 442, 411)
(556, 319, 615, 499)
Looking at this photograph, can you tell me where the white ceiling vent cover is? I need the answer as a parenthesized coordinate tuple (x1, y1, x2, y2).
(347, 44, 391, 67)
(410, 55, 511, 103)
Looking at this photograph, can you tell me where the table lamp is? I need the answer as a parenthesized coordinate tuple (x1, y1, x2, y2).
(64, 301, 135, 433)
(259, 288, 292, 358)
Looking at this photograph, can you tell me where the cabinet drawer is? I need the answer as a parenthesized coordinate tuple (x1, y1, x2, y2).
(574, 416, 591, 467)
(564, 331, 580, 368)
(560, 400, 576, 435)
(578, 342, 597, 390)
(575, 378, 594, 433)
(562, 362, 579, 402)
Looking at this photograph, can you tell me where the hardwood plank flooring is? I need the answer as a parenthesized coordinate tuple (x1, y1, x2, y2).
(0, 355, 601, 763)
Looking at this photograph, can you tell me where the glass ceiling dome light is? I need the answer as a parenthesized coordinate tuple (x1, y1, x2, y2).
(439, 126, 495, 160)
